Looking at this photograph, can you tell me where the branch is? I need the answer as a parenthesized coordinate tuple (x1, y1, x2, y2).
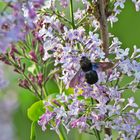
(98, 0, 109, 57)
(97, 0, 112, 137)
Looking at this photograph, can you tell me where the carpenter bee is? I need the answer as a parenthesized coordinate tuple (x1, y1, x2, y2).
(69, 56, 114, 87)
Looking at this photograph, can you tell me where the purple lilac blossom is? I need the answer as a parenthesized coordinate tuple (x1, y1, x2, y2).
(0, 0, 45, 53)
(37, 8, 140, 137)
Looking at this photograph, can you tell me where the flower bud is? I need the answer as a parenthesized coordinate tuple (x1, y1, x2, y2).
(37, 73, 43, 86)
(29, 74, 35, 83)
(18, 79, 30, 89)
(39, 45, 44, 57)
(29, 51, 37, 62)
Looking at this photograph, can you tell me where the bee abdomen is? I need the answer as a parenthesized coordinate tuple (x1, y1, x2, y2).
(85, 70, 98, 84)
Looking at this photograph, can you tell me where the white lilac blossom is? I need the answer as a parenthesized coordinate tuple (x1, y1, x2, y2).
(132, 0, 140, 11)
(59, 0, 69, 8)
(114, 0, 126, 9)
(42, 0, 55, 9)
(92, 20, 100, 32)
(108, 0, 126, 27)
(104, 134, 112, 140)
(74, 9, 86, 20)
(108, 0, 140, 27)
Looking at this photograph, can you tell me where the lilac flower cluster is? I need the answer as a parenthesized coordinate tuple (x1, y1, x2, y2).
(38, 34, 140, 139)
(107, 0, 126, 27)
(0, 0, 44, 53)
(36, 0, 140, 139)
(107, 0, 140, 27)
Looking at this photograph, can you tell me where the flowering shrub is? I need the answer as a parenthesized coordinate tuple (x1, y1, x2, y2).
(1, 0, 140, 140)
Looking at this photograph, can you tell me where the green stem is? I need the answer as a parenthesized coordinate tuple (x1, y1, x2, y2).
(55, 10, 72, 25)
(96, 130, 101, 140)
(70, 0, 75, 29)
(6, 55, 42, 99)
(94, 129, 101, 140)
(34, 63, 48, 98)
(23, 73, 42, 100)
(58, 130, 65, 140)
(42, 85, 48, 98)
(60, 125, 68, 140)
(30, 121, 36, 140)
(76, 13, 88, 27)
(43, 9, 72, 25)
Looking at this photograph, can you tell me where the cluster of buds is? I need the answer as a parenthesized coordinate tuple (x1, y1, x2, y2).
(0, 32, 56, 99)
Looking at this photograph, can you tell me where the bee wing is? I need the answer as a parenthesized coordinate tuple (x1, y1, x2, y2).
(69, 69, 82, 87)
(93, 62, 114, 71)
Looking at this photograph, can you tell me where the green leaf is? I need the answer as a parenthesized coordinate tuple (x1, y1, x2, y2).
(65, 88, 74, 95)
(27, 101, 45, 121)
(30, 121, 36, 140)
(46, 79, 59, 94)
(25, 32, 33, 47)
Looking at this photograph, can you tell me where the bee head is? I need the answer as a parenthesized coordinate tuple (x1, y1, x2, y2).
(80, 56, 92, 72)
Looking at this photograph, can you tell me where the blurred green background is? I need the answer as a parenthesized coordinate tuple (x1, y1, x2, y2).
(0, 1, 140, 140)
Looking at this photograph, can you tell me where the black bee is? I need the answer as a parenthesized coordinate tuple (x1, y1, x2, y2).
(80, 56, 98, 84)
(69, 56, 114, 87)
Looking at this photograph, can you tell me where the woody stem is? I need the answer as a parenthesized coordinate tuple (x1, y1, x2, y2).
(98, 0, 109, 57)
(98, 0, 112, 137)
